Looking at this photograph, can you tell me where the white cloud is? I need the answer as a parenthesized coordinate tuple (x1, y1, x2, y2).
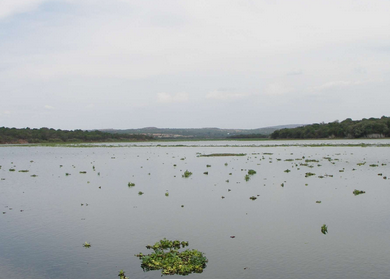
(206, 90, 249, 101)
(157, 92, 189, 103)
(0, 0, 46, 19)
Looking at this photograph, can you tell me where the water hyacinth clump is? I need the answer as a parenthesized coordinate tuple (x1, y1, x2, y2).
(135, 239, 208, 276)
(353, 189, 366, 196)
(183, 170, 192, 178)
(321, 224, 328, 235)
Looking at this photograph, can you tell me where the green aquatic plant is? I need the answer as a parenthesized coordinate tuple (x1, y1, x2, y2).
(165, 192, 169, 197)
(284, 169, 291, 173)
(183, 170, 192, 178)
(138, 191, 144, 195)
(118, 270, 128, 279)
(18, 170, 29, 172)
(244, 174, 250, 181)
(248, 169, 256, 175)
(369, 164, 378, 167)
(203, 171, 208, 175)
(128, 182, 135, 187)
(316, 201, 321, 203)
(206, 164, 211, 168)
(305, 172, 315, 177)
(83, 242, 91, 248)
(79, 171, 87, 174)
(321, 224, 328, 235)
(249, 196, 257, 200)
(353, 189, 366, 196)
(200, 153, 246, 157)
(135, 238, 208, 276)
(9, 169, 15, 172)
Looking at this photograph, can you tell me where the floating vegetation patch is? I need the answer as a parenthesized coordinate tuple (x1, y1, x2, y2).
(30, 174, 38, 177)
(249, 196, 257, 200)
(305, 159, 319, 163)
(244, 174, 250, 181)
(321, 224, 328, 235)
(9, 169, 15, 172)
(79, 171, 87, 174)
(135, 239, 208, 276)
(284, 169, 291, 173)
(369, 164, 378, 167)
(183, 170, 192, 178)
(118, 270, 128, 279)
(165, 192, 169, 197)
(305, 172, 315, 177)
(83, 242, 91, 248)
(316, 201, 322, 203)
(18, 170, 29, 172)
(138, 191, 144, 195)
(248, 169, 256, 175)
(206, 165, 211, 168)
(128, 182, 135, 187)
(357, 162, 366, 166)
(203, 171, 208, 175)
(199, 153, 246, 157)
(353, 189, 366, 196)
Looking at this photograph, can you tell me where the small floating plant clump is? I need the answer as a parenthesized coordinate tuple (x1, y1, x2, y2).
(135, 239, 208, 276)
(353, 189, 366, 196)
(182, 170, 192, 178)
(138, 191, 144, 195)
(321, 224, 328, 235)
(118, 270, 128, 279)
(247, 169, 256, 175)
(249, 196, 257, 200)
(128, 182, 135, 187)
(83, 242, 91, 248)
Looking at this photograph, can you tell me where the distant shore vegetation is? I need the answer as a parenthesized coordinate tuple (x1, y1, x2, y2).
(0, 127, 153, 144)
(271, 116, 390, 140)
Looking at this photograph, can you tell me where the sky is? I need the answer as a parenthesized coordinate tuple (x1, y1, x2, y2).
(1, 0, 390, 130)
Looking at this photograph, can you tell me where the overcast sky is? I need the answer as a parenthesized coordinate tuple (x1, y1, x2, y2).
(1, 0, 389, 130)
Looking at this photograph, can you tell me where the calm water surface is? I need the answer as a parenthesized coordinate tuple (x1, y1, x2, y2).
(1, 141, 390, 279)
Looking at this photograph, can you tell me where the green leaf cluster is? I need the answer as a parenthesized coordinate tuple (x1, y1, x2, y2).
(135, 239, 208, 276)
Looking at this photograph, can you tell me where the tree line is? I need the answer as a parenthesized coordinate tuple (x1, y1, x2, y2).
(0, 127, 153, 144)
(270, 116, 390, 139)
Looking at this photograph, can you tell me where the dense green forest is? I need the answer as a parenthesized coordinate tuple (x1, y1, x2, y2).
(0, 127, 153, 144)
(270, 116, 390, 139)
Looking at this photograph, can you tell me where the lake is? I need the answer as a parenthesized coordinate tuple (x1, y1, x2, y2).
(1, 140, 390, 279)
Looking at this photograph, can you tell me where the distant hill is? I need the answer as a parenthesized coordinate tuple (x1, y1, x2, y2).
(0, 127, 153, 144)
(270, 116, 390, 139)
(100, 124, 303, 139)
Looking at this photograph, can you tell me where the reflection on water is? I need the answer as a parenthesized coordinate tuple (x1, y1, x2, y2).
(1, 141, 390, 279)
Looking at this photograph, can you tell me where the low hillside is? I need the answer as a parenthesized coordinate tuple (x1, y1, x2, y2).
(270, 116, 390, 139)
